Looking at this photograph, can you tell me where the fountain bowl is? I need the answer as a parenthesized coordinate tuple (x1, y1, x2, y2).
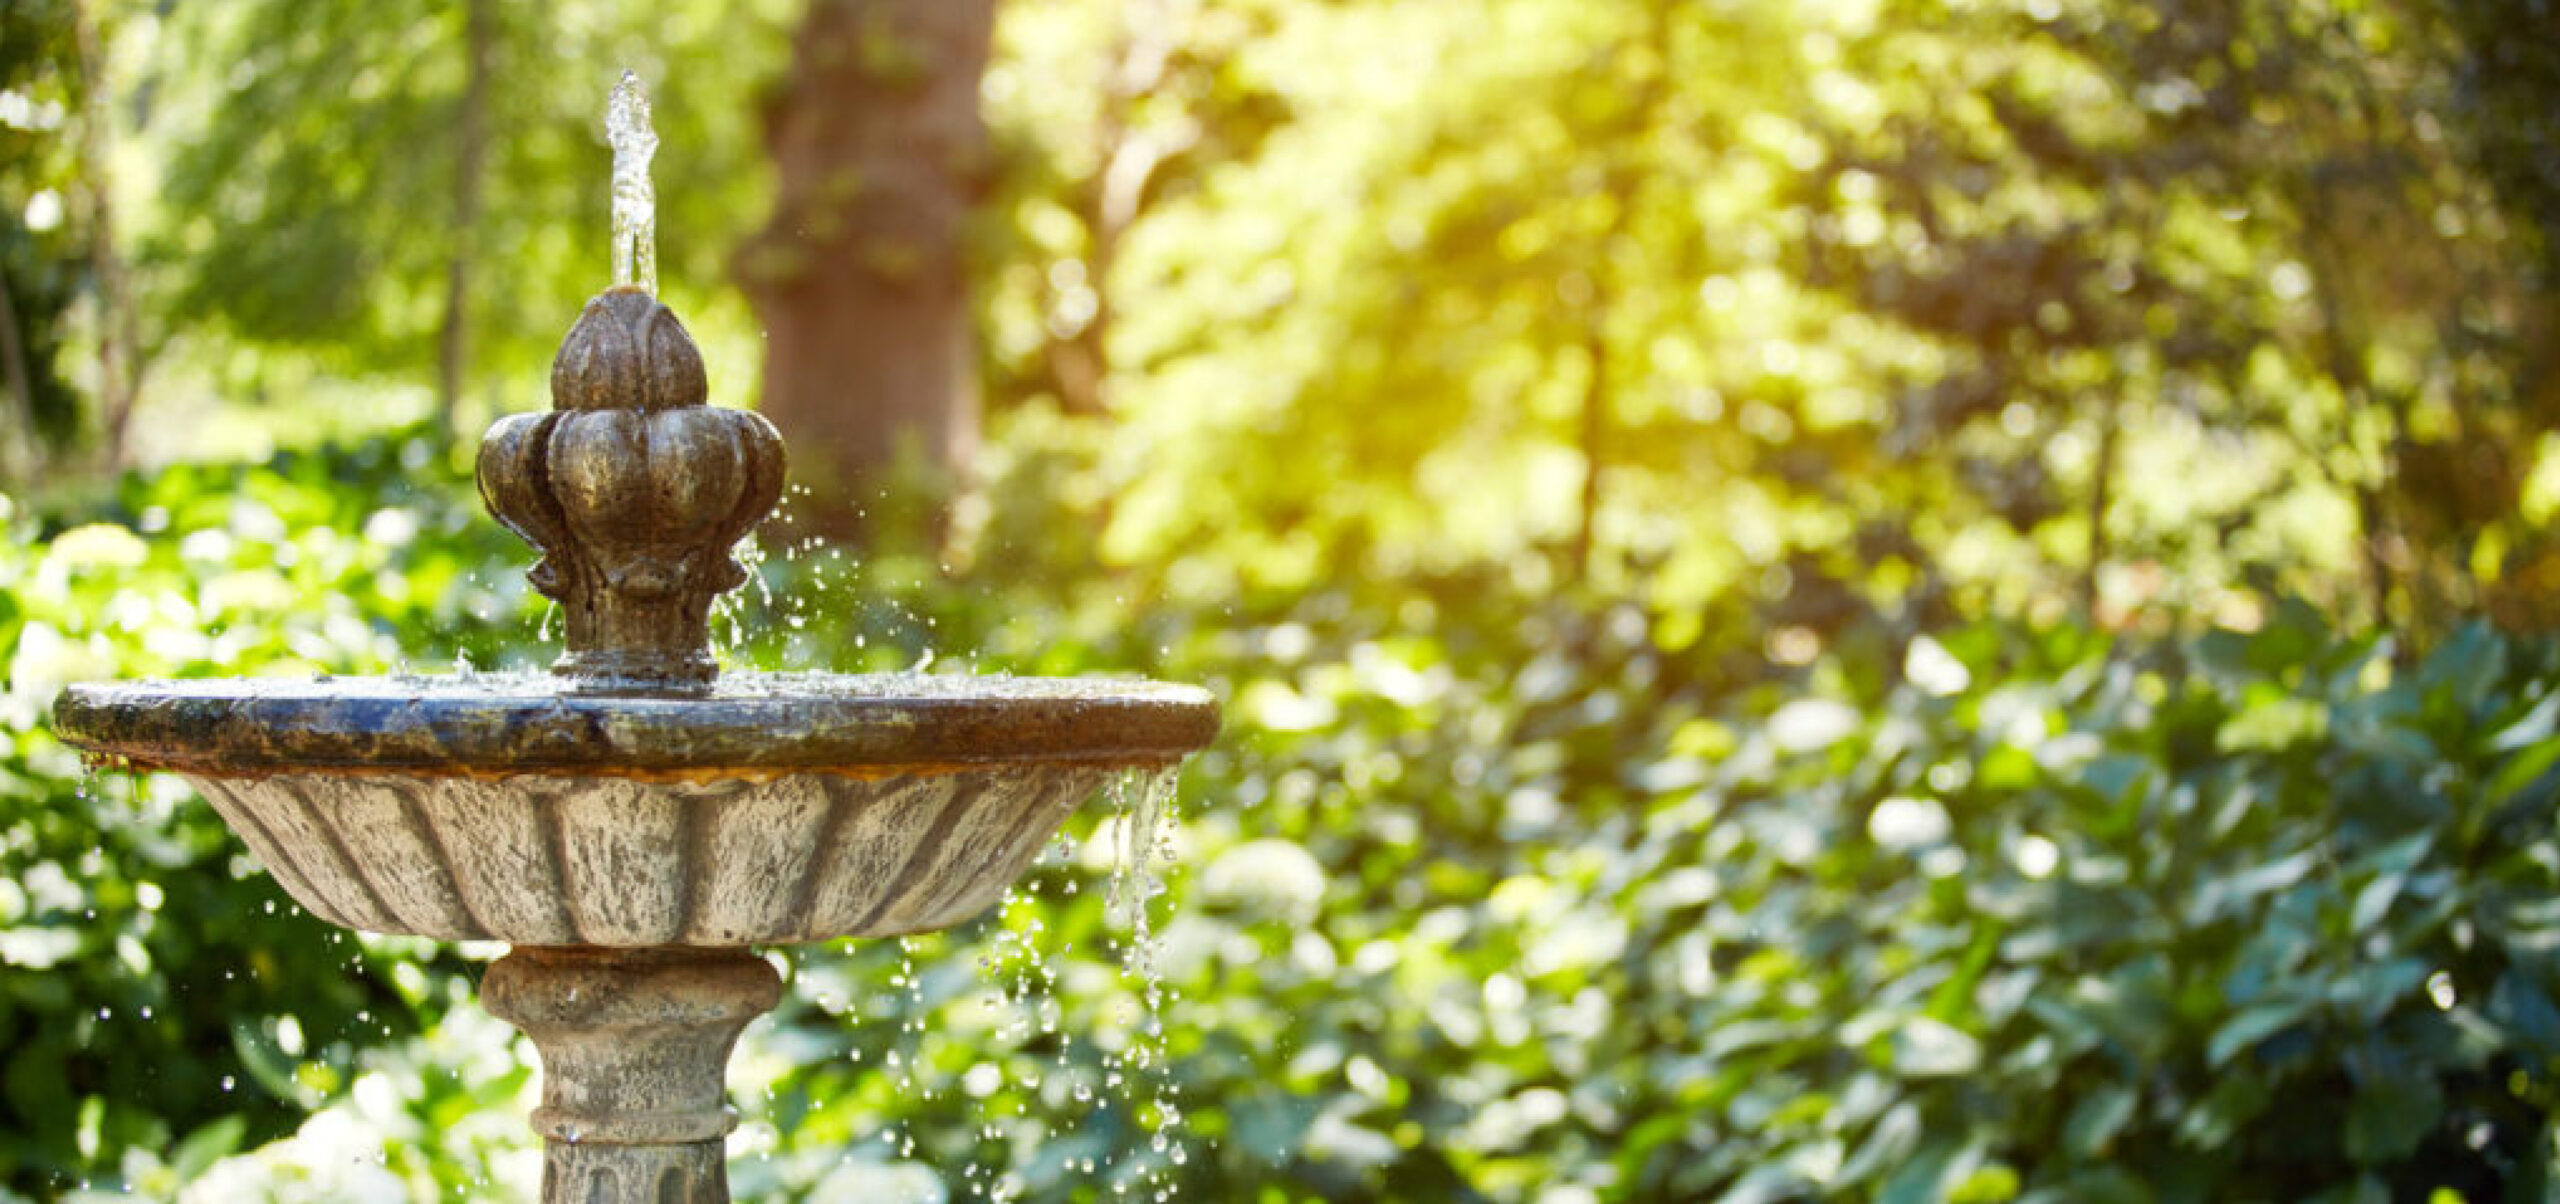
(55, 673, 1217, 947)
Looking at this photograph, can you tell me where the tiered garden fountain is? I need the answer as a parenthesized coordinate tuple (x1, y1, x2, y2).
(51, 75, 1217, 1203)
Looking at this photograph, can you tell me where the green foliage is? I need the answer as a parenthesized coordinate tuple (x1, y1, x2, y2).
(139, 0, 792, 418)
(2431, 0, 2560, 288)
(0, 430, 527, 1196)
(982, 0, 2560, 634)
(988, 581, 2560, 1203)
(0, 0, 89, 456)
(9, 443, 2560, 1200)
(26, 0, 2560, 627)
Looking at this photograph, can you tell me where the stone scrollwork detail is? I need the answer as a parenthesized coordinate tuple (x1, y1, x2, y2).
(478, 288, 786, 689)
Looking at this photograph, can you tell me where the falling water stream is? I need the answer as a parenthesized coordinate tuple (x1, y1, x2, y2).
(958, 766, 1188, 1203)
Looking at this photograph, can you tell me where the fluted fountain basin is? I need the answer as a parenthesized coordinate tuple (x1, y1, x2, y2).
(53, 672, 1219, 947)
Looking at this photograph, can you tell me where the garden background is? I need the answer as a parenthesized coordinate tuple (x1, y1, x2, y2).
(6, 0, 2560, 1200)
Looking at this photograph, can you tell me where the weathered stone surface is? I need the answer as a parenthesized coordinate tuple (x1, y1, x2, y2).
(176, 764, 1114, 946)
(542, 1144, 729, 1204)
(479, 287, 785, 690)
(485, 947, 780, 1204)
(52, 673, 1218, 777)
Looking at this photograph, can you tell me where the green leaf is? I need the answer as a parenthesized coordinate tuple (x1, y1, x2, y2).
(2209, 998, 2314, 1068)
(2063, 1084, 2137, 1159)
(229, 1020, 306, 1104)
(1879, 1135, 1985, 1204)
(2418, 623, 2505, 715)
(2218, 694, 2329, 753)
(2019, 1169, 2154, 1204)
(2486, 690, 2560, 752)
(2191, 849, 2318, 923)
(1892, 1017, 1983, 1077)
(2307, 1177, 2392, 1204)
(1714, 1164, 1811, 1204)
(2343, 1068, 2442, 1165)
(2176, 1075, 2273, 1150)
(1837, 1101, 1921, 1185)
(170, 1115, 247, 1181)
(2330, 959, 2431, 1022)
(2490, 972, 2560, 1060)
(2487, 735, 2560, 806)
(1949, 1163, 2022, 1204)
(2349, 831, 2433, 933)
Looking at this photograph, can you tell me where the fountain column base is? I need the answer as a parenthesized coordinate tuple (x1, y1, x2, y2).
(483, 946, 782, 1204)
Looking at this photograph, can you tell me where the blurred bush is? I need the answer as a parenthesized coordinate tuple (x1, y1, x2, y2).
(5, 434, 2560, 1201)
(0, 431, 530, 1197)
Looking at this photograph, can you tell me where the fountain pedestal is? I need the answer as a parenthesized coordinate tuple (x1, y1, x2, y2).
(484, 948, 779, 1203)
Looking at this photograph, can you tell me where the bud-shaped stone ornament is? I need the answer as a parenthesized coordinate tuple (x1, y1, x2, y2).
(479, 287, 785, 689)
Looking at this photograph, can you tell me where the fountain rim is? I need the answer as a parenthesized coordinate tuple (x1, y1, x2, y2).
(52, 674, 1219, 781)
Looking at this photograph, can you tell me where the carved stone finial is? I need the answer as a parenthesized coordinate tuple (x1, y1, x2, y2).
(478, 287, 785, 689)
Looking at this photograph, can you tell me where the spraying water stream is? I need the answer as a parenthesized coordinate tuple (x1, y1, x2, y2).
(606, 70, 657, 296)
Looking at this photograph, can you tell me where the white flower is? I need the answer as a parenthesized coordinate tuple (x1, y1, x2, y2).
(181, 1111, 407, 1204)
(1868, 796, 1952, 849)
(2015, 834, 2060, 879)
(1202, 839, 1327, 923)
(1904, 635, 1972, 696)
(1769, 699, 1860, 752)
(44, 523, 148, 570)
(810, 1160, 946, 1204)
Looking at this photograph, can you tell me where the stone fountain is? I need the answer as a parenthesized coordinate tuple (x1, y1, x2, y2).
(50, 75, 1216, 1204)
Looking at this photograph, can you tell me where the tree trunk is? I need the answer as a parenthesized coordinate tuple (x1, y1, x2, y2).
(1571, 315, 1609, 584)
(1569, 5, 1670, 586)
(73, 0, 142, 470)
(2081, 395, 2119, 617)
(0, 268, 34, 483)
(437, 0, 493, 446)
(2300, 183, 2403, 630)
(740, 0, 997, 522)
(1046, 3, 1186, 418)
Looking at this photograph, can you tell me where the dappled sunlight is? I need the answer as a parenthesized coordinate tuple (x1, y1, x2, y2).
(2, 0, 2559, 1198)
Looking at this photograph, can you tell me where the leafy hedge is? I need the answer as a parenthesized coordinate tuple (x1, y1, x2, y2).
(1055, 595, 2560, 1203)
(5, 435, 2560, 1201)
(0, 436, 528, 1197)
